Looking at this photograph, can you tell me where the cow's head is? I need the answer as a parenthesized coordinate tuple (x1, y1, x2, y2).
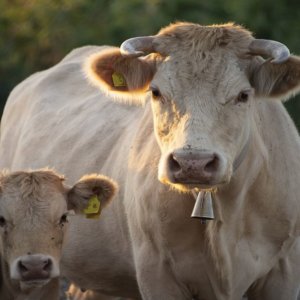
(86, 22, 300, 192)
(0, 169, 116, 289)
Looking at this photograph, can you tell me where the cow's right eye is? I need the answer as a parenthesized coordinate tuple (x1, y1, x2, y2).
(150, 87, 162, 100)
(0, 216, 6, 227)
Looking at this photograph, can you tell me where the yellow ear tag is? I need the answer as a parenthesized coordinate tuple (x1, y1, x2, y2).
(83, 195, 101, 219)
(112, 72, 126, 87)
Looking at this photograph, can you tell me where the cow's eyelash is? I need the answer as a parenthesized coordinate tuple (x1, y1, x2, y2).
(221, 89, 253, 106)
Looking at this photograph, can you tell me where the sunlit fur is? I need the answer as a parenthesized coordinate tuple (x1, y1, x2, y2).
(68, 173, 117, 211)
(84, 48, 158, 105)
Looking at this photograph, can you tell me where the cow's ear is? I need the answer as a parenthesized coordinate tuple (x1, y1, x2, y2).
(84, 48, 156, 104)
(250, 56, 300, 100)
(67, 174, 117, 214)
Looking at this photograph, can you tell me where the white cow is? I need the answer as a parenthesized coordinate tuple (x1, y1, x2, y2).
(0, 22, 300, 299)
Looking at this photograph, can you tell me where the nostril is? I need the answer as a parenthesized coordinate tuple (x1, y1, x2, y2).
(168, 154, 182, 173)
(204, 154, 220, 173)
(43, 259, 52, 272)
(18, 261, 28, 274)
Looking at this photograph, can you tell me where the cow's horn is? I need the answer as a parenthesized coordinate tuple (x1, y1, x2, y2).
(249, 39, 290, 63)
(120, 36, 155, 57)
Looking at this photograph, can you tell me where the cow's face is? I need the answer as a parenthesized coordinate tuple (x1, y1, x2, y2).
(149, 49, 254, 191)
(86, 23, 300, 192)
(0, 170, 116, 289)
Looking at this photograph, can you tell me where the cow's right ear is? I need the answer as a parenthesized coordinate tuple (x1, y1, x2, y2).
(249, 56, 300, 100)
(84, 48, 157, 104)
(67, 174, 117, 214)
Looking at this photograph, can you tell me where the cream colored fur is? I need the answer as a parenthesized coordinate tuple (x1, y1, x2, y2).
(0, 23, 300, 299)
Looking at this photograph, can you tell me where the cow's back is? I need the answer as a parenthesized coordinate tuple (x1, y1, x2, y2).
(0, 46, 144, 297)
(1, 46, 137, 178)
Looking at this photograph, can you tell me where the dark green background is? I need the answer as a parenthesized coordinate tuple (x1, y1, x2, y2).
(1, 0, 299, 128)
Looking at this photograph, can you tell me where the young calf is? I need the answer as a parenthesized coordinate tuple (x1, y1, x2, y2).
(0, 169, 117, 300)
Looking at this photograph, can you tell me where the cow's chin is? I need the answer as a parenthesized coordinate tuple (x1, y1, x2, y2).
(159, 176, 229, 193)
(20, 279, 51, 291)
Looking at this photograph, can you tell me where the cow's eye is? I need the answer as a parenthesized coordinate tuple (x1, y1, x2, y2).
(150, 87, 162, 100)
(59, 214, 68, 226)
(0, 216, 6, 227)
(236, 91, 249, 103)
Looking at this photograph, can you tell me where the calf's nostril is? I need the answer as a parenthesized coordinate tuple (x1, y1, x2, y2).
(18, 261, 28, 274)
(43, 259, 52, 272)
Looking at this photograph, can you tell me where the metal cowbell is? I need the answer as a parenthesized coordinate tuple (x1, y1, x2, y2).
(191, 191, 215, 220)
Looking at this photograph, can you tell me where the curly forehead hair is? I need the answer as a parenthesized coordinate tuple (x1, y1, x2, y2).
(154, 22, 253, 56)
(0, 169, 65, 199)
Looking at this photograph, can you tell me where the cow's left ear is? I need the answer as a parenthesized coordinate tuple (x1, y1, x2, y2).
(67, 174, 117, 214)
(84, 48, 157, 104)
(250, 56, 300, 100)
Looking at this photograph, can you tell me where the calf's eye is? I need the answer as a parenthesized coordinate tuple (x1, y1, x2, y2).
(59, 214, 68, 226)
(0, 216, 6, 227)
(237, 91, 249, 103)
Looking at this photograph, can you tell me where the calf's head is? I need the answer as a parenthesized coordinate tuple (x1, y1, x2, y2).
(86, 22, 300, 191)
(0, 169, 116, 288)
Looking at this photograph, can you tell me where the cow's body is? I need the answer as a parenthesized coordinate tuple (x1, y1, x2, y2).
(1, 23, 300, 300)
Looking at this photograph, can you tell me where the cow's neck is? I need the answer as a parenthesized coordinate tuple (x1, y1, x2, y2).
(213, 121, 296, 230)
(203, 125, 297, 295)
(214, 132, 264, 220)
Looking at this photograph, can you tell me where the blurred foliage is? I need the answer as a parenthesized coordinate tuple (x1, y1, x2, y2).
(0, 0, 300, 128)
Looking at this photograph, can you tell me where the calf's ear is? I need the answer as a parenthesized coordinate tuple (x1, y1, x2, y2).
(84, 48, 156, 104)
(250, 56, 300, 100)
(67, 174, 117, 214)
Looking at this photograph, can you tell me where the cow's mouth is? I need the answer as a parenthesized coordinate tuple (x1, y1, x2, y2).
(172, 178, 226, 187)
(177, 182, 223, 192)
(20, 278, 51, 290)
(160, 176, 227, 193)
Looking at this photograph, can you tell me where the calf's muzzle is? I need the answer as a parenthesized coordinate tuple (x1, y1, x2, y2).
(14, 254, 54, 282)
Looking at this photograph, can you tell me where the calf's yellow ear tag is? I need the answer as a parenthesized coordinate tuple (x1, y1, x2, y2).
(112, 72, 126, 87)
(83, 195, 101, 219)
